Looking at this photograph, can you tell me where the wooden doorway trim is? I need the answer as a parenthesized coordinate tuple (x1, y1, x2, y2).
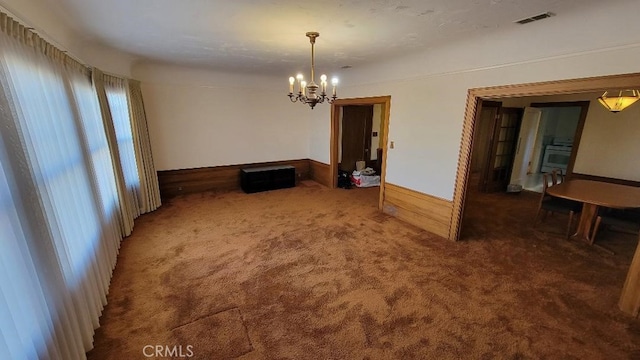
(331, 96, 391, 210)
(449, 72, 640, 317)
(451, 72, 640, 241)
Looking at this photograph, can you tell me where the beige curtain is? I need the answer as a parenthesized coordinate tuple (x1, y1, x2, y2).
(128, 79, 161, 213)
(0, 11, 124, 358)
(1, 10, 162, 358)
(93, 68, 136, 236)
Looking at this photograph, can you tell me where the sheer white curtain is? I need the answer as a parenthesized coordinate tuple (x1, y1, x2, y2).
(92, 69, 136, 236)
(0, 13, 123, 359)
(104, 76, 141, 218)
(92, 72, 162, 233)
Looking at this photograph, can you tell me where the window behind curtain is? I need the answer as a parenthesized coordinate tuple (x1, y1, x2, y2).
(105, 83, 141, 210)
(0, 26, 124, 358)
(8, 55, 105, 290)
(70, 71, 121, 245)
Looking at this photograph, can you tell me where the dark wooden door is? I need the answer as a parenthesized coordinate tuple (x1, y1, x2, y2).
(340, 105, 373, 173)
(481, 107, 523, 192)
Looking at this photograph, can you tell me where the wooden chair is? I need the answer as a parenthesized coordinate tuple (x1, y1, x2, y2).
(592, 208, 640, 242)
(550, 168, 564, 185)
(535, 173, 582, 239)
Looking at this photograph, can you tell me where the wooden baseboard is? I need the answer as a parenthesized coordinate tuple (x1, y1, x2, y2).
(309, 160, 331, 187)
(158, 159, 310, 198)
(383, 183, 453, 239)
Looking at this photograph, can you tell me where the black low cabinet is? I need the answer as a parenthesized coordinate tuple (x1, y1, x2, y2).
(240, 165, 295, 193)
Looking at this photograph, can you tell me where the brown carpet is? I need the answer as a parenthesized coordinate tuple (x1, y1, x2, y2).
(87, 180, 640, 359)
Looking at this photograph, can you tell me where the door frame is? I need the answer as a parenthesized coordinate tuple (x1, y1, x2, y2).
(331, 96, 391, 210)
(529, 101, 590, 177)
(452, 72, 640, 241)
(449, 72, 640, 317)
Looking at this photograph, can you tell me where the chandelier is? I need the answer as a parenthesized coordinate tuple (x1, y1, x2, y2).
(597, 90, 640, 113)
(288, 32, 338, 109)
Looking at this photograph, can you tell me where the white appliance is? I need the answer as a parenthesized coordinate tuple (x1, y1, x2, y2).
(540, 137, 573, 173)
(509, 107, 542, 187)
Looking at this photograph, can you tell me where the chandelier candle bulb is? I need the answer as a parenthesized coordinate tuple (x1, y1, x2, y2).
(331, 78, 338, 97)
(296, 74, 303, 94)
(301, 80, 307, 96)
(320, 74, 327, 94)
(288, 77, 295, 94)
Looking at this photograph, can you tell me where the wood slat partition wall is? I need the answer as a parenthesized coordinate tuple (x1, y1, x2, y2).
(383, 183, 453, 239)
(157, 159, 310, 198)
(620, 234, 640, 317)
(309, 160, 331, 187)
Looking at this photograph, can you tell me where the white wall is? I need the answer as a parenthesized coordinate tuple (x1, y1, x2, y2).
(574, 100, 640, 181)
(309, 105, 332, 163)
(308, 0, 640, 200)
(134, 63, 321, 170)
(78, 44, 136, 77)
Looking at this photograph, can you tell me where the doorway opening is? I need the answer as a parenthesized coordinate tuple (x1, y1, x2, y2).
(331, 96, 391, 210)
(451, 73, 640, 242)
(339, 105, 375, 174)
(523, 101, 589, 192)
(470, 101, 589, 195)
(449, 72, 640, 316)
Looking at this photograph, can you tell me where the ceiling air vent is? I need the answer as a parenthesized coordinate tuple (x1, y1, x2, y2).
(515, 12, 554, 25)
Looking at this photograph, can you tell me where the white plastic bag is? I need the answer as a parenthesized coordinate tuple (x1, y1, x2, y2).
(351, 171, 381, 187)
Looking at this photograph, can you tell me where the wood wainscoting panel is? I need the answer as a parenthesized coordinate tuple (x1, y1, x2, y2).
(158, 159, 310, 198)
(569, 173, 640, 187)
(309, 160, 331, 187)
(383, 183, 453, 239)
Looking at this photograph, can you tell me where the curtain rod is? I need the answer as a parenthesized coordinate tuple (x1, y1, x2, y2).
(0, 2, 131, 80)
(0, 3, 91, 67)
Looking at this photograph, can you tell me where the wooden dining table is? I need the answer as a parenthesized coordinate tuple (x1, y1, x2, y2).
(546, 179, 640, 245)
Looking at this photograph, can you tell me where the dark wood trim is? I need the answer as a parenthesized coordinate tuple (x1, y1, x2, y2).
(309, 160, 331, 187)
(530, 101, 589, 108)
(158, 159, 310, 198)
(530, 101, 590, 177)
(569, 173, 640, 187)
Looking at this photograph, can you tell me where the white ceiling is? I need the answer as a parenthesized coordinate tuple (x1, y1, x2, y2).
(32, 0, 623, 75)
